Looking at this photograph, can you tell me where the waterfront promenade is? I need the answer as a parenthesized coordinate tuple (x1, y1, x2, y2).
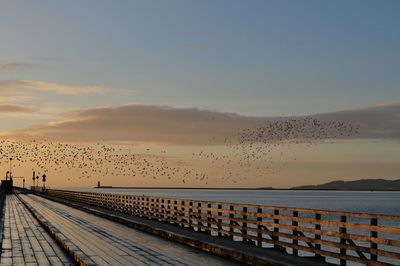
(1, 194, 235, 265)
(0, 189, 399, 265)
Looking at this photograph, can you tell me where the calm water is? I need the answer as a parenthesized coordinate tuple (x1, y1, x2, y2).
(58, 188, 400, 216)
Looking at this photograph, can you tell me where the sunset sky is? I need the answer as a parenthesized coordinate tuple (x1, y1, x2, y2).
(0, 1, 399, 188)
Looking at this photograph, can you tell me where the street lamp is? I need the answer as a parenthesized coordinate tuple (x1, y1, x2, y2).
(42, 174, 46, 191)
(32, 171, 35, 190)
(9, 157, 12, 178)
(36, 175, 39, 190)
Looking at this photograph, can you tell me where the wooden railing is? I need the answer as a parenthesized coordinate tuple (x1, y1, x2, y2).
(0, 186, 5, 216)
(47, 189, 400, 266)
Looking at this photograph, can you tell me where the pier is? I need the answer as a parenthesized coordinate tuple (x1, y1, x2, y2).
(0, 188, 399, 265)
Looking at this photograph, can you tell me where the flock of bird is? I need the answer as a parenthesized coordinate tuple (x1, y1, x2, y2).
(0, 117, 359, 186)
(0, 141, 207, 184)
(192, 117, 359, 182)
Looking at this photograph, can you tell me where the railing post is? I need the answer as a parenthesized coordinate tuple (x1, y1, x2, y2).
(181, 200, 185, 227)
(138, 197, 142, 216)
(127, 196, 131, 214)
(138, 196, 141, 216)
(167, 199, 171, 221)
(218, 204, 222, 237)
(152, 198, 156, 218)
(125, 196, 128, 213)
(189, 202, 193, 229)
(370, 218, 378, 261)
(207, 203, 211, 234)
(257, 207, 262, 247)
(157, 198, 164, 221)
(158, 198, 162, 219)
(147, 197, 151, 216)
(242, 206, 247, 242)
(340, 215, 347, 266)
(292, 211, 298, 256)
(273, 209, 282, 251)
(230, 205, 234, 240)
(315, 213, 322, 259)
(174, 200, 178, 224)
(197, 202, 202, 232)
(150, 198, 154, 219)
(122, 195, 124, 212)
(155, 198, 159, 219)
(132, 196, 136, 215)
(118, 195, 121, 212)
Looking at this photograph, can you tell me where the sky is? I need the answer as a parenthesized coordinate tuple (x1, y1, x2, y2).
(0, 1, 399, 188)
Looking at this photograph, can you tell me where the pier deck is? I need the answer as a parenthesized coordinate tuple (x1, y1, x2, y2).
(0, 195, 72, 266)
(3, 189, 396, 265)
(16, 194, 235, 266)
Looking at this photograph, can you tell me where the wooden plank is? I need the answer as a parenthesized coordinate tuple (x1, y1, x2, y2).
(1, 195, 73, 265)
(19, 194, 235, 266)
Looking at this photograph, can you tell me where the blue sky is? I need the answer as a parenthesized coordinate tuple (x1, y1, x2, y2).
(1, 0, 399, 116)
(1, 1, 400, 187)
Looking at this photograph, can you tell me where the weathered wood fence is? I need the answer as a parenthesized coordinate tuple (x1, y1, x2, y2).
(47, 189, 400, 266)
(0, 186, 5, 215)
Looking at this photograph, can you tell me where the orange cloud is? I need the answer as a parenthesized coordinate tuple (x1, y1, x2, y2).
(0, 105, 34, 113)
(6, 103, 400, 145)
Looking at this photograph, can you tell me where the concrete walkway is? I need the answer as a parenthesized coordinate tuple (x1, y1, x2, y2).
(0, 195, 72, 266)
(18, 194, 235, 266)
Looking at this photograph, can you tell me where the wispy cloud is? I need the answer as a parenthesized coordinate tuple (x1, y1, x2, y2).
(0, 62, 32, 71)
(0, 80, 110, 95)
(0, 105, 34, 113)
(6, 103, 400, 144)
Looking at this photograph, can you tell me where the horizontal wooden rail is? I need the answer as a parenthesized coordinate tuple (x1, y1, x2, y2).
(46, 189, 400, 266)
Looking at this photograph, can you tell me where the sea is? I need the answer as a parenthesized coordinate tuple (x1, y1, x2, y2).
(59, 188, 400, 216)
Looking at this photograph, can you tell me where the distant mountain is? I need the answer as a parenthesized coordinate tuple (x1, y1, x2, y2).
(292, 179, 400, 191)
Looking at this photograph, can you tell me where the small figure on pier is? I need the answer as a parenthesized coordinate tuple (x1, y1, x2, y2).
(2, 171, 13, 194)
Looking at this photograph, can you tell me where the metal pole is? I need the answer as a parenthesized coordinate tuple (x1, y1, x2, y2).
(9, 158, 12, 179)
(42, 174, 46, 191)
(32, 171, 35, 190)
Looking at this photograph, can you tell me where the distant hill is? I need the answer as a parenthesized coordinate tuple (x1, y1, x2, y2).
(292, 179, 400, 191)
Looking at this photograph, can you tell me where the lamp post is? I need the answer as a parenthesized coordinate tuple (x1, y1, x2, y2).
(42, 174, 46, 191)
(9, 157, 12, 178)
(32, 171, 35, 190)
(36, 175, 39, 190)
